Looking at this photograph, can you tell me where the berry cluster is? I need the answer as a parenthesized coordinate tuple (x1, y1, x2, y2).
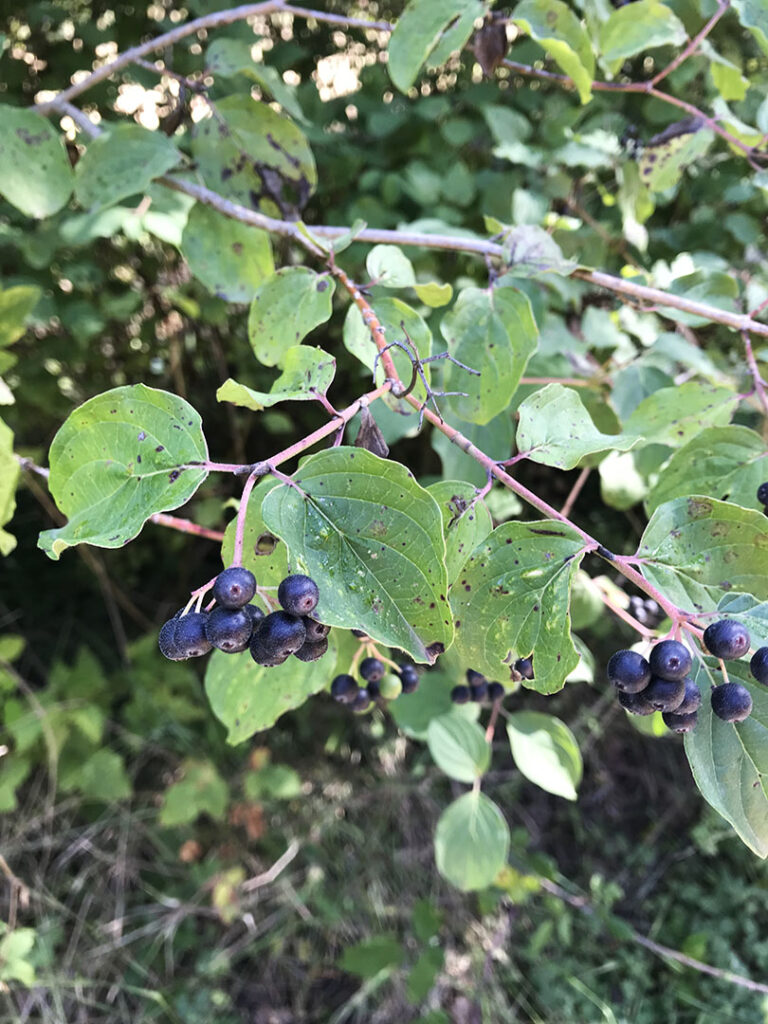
(159, 567, 330, 667)
(609, 617, 767, 732)
(451, 668, 506, 705)
(331, 659, 420, 712)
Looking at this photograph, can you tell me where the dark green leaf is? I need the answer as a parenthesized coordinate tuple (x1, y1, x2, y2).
(248, 267, 334, 366)
(732, 0, 768, 57)
(159, 759, 228, 825)
(180, 202, 274, 302)
(407, 947, 444, 1002)
(434, 791, 510, 890)
(339, 935, 404, 978)
(75, 124, 181, 210)
(501, 226, 577, 277)
(0, 105, 74, 218)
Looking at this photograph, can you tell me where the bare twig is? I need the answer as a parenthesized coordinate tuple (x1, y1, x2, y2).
(650, 0, 730, 87)
(149, 513, 225, 542)
(741, 331, 768, 418)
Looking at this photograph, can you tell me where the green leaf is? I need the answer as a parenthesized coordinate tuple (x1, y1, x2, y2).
(506, 711, 582, 800)
(638, 497, 768, 612)
(74, 124, 181, 210)
(646, 427, 768, 516)
(434, 791, 510, 891)
(0, 927, 37, 986)
(343, 296, 432, 402)
(427, 713, 490, 782)
(665, 270, 738, 327)
(243, 763, 302, 800)
(160, 758, 228, 826)
(220, 477, 289, 587)
(407, 947, 444, 1002)
(191, 95, 316, 218)
(450, 521, 585, 692)
(501, 226, 577, 277)
(0, 105, 74, 218)
(432, 411, 514, 488)
(390, 650, 480, 739)
(685, 658, 768, 857)
(517, 384, 640, 469)
(366, 244, 416, 287)
(205, 38, 305, 121)
(217, 347, 336, 410)
(261, 448, 452, 662)
(512, 0, 595, 104)
(440, 286, 538, 425)
(732, 0, 768, 57)
(427, 480, 493, 584)
(248, 267, 334, 366)
(339, 935, 404, 978)
(206, 634, 336, 744)
(66, 748, 132, 802)
(0, 756, 31, 813)
(414, 281, 453, 307)
(623, 382, 739, 448)
(39, 384, 208, 560)
(0, 286, 41, 348)
(599, 1, 686, 69)
(180, 203, 274, 303)
(388, 0, 484, 93)
(0, 418, 19, 555)
(637, 127, 714, 193)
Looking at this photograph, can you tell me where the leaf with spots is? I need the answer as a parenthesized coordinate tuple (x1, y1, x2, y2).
(0, 105, 74, 219)
(623, 381, 739, 448)
(217, 347, 335, 410)
(638, 496, 768, 613)
(180, 202, 274, 303)
(74, 124, 181, 211)
(427, 480, 493, 584)
(38, 384, 208, 560)
(343, 296, 432, 404)
(205, 634, 337, 744)
(450, 521, 585, 692)
(261, 447, 452, 663)
(516, 384, 640, 470)
(440, 286, 539, 426)
(248, 267, 334, 366)
(191, 95, 316, 219)
(512, 0, 595, 104)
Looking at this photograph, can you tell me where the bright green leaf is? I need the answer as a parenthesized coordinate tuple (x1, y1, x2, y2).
(506, 711, 582, 800)
(599, 1, 686, 68)
(427, 713, 490, 782)
(75, 124, 181, 210)
(450, 520, 585, 692)
(39, 384, 208, 560)
(434, 791, 510, 891)
(261, 448, 452, 662)
(205, 38, 305, 121)
(160, 759, 228, 826)
(388, 0, 484, 92)
(624, 382, 739, 448)
(180, 203, 274, 303)
(0, 286, 41, 348)
(366, 244, 416, 287)
(427, 480, 493, 583)
(512, 0, 595, 103)
(414, 281, 453, 306)
(217, 347, 336, 410)
(0, 105, 73, 218)
(248, 267, 334, 366)
(0, 418, 19, 555)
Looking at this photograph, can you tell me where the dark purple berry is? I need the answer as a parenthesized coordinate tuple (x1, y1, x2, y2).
(451, 684, 470, 704)
(711, 682, 753, 723)
(618, 688, 657, 716)
(470, 679, 488, 702)
(352, 688, 372, 712)
(466, 669, 487, 686)
(643, 675, 686, 712)
(158, 613, 185, 661)
(750, 647, 768, 686)
(250, 646, 289, 668)
(676, 677, 702, 715)
(250, 611, 306, 663)
(514, 657, 534, 680)
(278, 574, 320, 616)
(649, 640, 691, 681)
(366, 679, 381, 699)
(607, 650, 651, 693)
(293, 637, 329, 663)
(174, 612, 212, 658)
(360, 657, 385, 683)
(205, 606, 253, 653)
(703, 619, 751, 660)
(303, 617, 330, 642)
(331, 674, 359, 704)
(399, 664, 419, 694)
(757, 482, 768, 505)
(212, 566, 256, 609)
(487, 681, 505, 701)
(351, 629, 369, 639)
(662, 710, 698, 734)
(245, 603, 265, 626)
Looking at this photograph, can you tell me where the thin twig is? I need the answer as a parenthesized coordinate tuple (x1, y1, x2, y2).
(241, 839, 300, 892)
(560, 467, 590, 520)
(741, 330, 768, 418)
(149, 513, 225, 542)
(650, 0, 730, 87)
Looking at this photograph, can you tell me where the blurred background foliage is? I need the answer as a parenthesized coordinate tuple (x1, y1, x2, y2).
(2, 0, 768, 1020)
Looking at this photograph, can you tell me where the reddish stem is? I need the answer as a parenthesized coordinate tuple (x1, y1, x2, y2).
(650, 0, 730, 87)
(150, 512, 225, 542)
(232, 468, 261, 568)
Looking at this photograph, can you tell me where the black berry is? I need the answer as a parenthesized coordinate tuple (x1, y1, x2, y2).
(711, 682, 753, 723)
(662, 710, 699, 734)
(643, 675, 686, 712)
(212, 566, 256, 609)
(466, 669, 487, 686)
(757, 482, 768, 505)
(366, 679, 381, 698)
(205, 606, 253, 653)
(174, 612, 212, 658)
(278, 574, 320, 616)
(607, 650, 651, 693)
(676, 677, 702, 715)
(351, 629, 369, 639)
(703, 619, 751, 660)
(451, 684, 470, 704)
(470, 679, 488, 702)
(293, 637, 329, 663)
(399, 664, 419, 693)
(360, 657, 385, 683)
(487, 681, 505, 701)
(250, 611, 306, 663)
(158, 613, 185, 661)
(245, 603, 265, 626)
(514, 657, 534, 680)
(649, 640, 692, 681)
(352, 688, 372, 712)
(618, 688, 657, 716)
(750, 646, 768, 686)
(331, 674, 359, 704)
(303, 617, 330, 642)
